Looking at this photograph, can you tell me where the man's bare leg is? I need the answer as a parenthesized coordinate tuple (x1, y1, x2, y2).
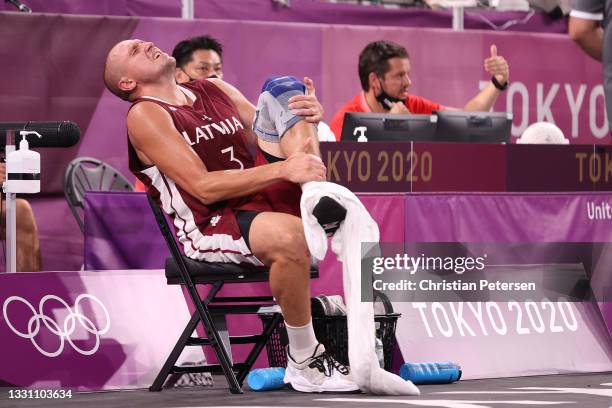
(0, 199, 41, 272)
(15, 199, 41, 272)
(248, 212, 311, 326)
(245, 81, 359, 392)
(278, 121, 347, 235)
(257, 120, 320, 159)
(279, 121, 320, 158)
(248, 212, 359, 393)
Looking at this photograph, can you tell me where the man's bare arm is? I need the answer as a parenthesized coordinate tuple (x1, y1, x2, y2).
(462, 82, 501, 111)
(441, 45, 508, 112)
(443, 80, 501, 112)
(461, 45, 509, 112)
(569, 16, 603, 61)
(127, 101, 325, 205)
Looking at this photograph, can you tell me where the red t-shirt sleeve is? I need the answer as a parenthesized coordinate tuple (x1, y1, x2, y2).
(331, 94, 441, 141)
(330, 94, 364, 141)
(406, 95, 443, 114)
(330, 110, 345, 141)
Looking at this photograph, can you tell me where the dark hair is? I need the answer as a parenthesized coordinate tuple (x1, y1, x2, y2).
(103, 56, 132, 101)
(103, 71, 131, 101)
(358, 40, 409, 91)
(172, 35, 224, 68)
(105, 81, 132, 101)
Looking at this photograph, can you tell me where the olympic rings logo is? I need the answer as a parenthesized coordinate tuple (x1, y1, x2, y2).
(2, 294, 111, 358)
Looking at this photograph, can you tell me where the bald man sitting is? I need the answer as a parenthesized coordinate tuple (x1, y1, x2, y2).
(104, 39, 358, 393)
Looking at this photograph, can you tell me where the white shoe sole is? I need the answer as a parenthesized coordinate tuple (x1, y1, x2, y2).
(284, 370, 360, 393)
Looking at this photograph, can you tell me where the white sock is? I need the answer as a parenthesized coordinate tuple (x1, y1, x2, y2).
(285, 319, 318, 363)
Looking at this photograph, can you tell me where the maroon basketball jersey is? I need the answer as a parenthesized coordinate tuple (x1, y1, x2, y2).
(128, 79, 272, 265)
(254, 147, 302, 217)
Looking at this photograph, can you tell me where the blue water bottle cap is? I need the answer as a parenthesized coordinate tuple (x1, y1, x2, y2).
(247, 367, 286, 391)
(247, 371, 266, 391)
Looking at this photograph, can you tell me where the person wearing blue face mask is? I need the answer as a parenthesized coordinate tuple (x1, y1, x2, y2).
(330, 40, 510, 141)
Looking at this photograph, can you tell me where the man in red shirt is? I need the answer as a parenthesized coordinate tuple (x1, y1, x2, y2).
(330, 40, 510, 140)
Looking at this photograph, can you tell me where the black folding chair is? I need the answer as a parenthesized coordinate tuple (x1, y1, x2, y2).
(63, 157, 134, 233)
(147, 195, 318, 394)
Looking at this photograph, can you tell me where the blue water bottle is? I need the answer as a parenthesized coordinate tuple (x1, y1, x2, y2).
(246, 367, 286, 391)
(399, 362, 462, 385)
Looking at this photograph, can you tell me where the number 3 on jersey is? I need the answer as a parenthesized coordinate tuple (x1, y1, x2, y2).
(221, 146, 244, 170)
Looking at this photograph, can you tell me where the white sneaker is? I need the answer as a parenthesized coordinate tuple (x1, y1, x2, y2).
(284, 344, 360, 393)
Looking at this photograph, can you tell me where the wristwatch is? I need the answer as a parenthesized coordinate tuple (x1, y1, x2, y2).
(491, 76, 508, 91)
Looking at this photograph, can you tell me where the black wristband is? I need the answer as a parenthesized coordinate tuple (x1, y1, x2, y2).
(491, 76, 508, 91)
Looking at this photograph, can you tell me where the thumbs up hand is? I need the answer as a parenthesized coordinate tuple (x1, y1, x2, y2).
(484, 44, 509, 85)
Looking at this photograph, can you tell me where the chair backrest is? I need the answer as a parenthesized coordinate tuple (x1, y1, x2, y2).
(64, 156, 134, 232)
(147, 195, 185, 268)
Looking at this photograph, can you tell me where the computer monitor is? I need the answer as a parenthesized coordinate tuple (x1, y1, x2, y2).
(340, 112, 437, 142)
(434, 110, 513, 143)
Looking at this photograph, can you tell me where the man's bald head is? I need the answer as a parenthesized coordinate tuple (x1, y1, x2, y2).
(104, 40, 132, 101)
(104, 39, 176, 102)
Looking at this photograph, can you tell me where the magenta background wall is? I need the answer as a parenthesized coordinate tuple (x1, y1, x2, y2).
(0, 0, 567, 33)
(0, 11, 608, 271)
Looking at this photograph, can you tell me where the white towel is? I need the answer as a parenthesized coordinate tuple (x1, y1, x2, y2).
(300, 181, 420, 395)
